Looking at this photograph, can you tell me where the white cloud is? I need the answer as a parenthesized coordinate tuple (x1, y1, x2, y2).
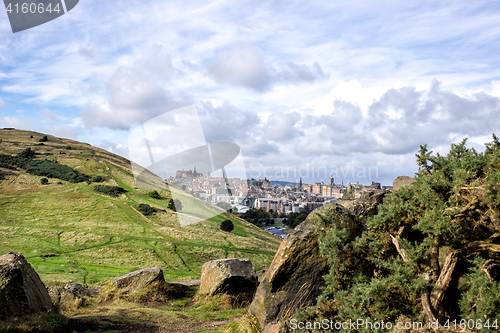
(207, 44, 327, 91)
(82, 46, 193, 130)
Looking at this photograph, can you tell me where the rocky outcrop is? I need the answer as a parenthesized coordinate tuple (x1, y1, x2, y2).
(46, 286, 76, 306)
(256, 267, 268, 283)
(339, 189, 390, 224)
(199, 258, 257, 296)
(249, 193, 389, 328)
(0, 252, 53, 318)
(393, 176, 415, 191)
(46, 283, 100, 306)
(64, 282, 100, 297)
(110, 267, 165, 295)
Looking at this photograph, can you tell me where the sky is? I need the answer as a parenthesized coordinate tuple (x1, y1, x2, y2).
(1, 0, 500, 185)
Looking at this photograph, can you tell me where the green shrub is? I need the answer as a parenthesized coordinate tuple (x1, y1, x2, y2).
(148, 190, 161, 199)
(18, 147, 36, 159)
(40, 178, 48, 185)
(138, 203, 156, 216)
(91, 175, 104, 183)
(93, 185, 125, 197)
(459, 257, 500, 323)
(26, 159, 89, 183)
(220, 219, 234, 232)
(167, 198, 182, 211)
(39, 135, 48, 142)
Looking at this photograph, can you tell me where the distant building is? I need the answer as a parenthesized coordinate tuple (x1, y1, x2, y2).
(175, 166, 203, 178)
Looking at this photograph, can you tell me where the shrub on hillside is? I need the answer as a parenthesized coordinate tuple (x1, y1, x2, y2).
(138, 203, 155, 216)
(167, 198, 182, 211)
(91, 175, 104, 183)
(220, 219, 234, 232)
(39, 135, 48, 142)
(27, 159, 89, 183)
(18, 148, 36, 159)
(93, 185, 125, 197)
(40, 178, 48, 185)
(148, 190, 161, 199)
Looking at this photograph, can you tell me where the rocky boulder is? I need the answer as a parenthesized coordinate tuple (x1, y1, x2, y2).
(110, 267, 165, 295)
(393, 176, 415, 191)
(199, 258, 257, 296)
(64, 282, 100, 297)
(46, 286, 76, 306)
(46, 283, 100, 306)
(248, 195, 389, 328)
(0, 252, 53, 318)
(339, 189, 390, 224)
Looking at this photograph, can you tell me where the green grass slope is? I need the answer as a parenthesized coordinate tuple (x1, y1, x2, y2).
(0, 128, 280, 287)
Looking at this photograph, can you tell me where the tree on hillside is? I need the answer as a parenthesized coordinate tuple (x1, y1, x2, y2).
(299, 135, 500, 328)
(285, 212, 308, 228)
(168, 198, 182, 212)
(148, 190, 161, 199)
(220, 219, 234, 232)
(138, 203, 155, 216)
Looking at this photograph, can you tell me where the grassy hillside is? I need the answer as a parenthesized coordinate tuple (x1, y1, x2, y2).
(0, 128, 280, 287)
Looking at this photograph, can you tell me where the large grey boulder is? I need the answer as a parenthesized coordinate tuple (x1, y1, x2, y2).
(393, 176, 415, 191)
(110, 267, 165, 295)
(0, 252, 53, 318)
(199, 258, 257, 296)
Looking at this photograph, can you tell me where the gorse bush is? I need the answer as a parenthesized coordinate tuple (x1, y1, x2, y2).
(220, 219, 234, 232)
(27, 159, 89, 183)
(40, 178, 48, 185)
(91, 175, 104, 183)
(148, 190, 161, 199)
(0, 148, 90, 183)
(298, 135, 500, 330)
(93, 185, 125, 197)
(168, 198, 182, 211)
(138, 203, 155, 216)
